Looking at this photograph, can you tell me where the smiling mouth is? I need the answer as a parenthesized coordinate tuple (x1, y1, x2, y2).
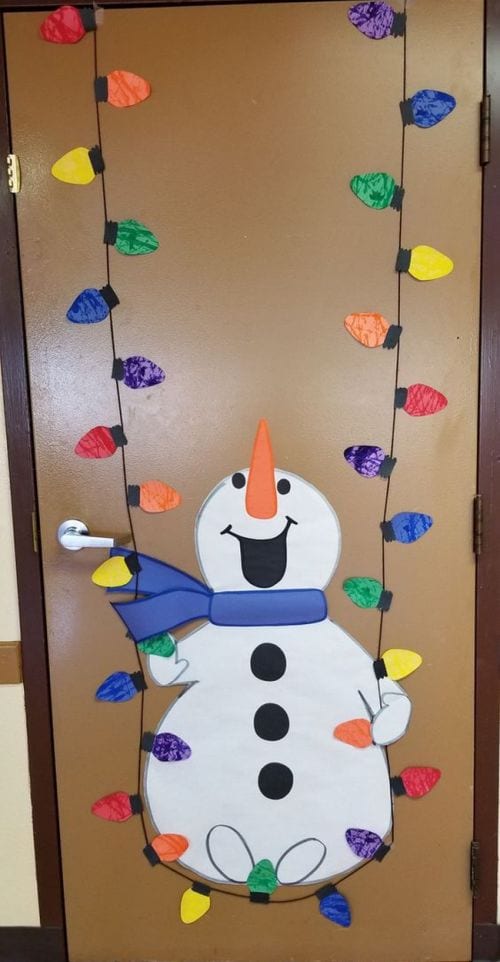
(220, 516, 297, 589)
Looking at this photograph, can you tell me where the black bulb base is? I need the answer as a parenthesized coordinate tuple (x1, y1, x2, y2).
(249, 892, 270, 903)
(383, 325, 402, 350)
(315, 883, 337, 902)
(379, 456, 397, 479)
(80, 7, 97, 32)
(88, 146, 105, 175)
(131, 670, 147, 693)
(128, 484, 141, 507)
(377, 590, 393, 613)
(390, 185, 405, 211)
(373, 657, 388, 680)
(380, 520, 396, 542)
(374, 843, 391, 862)
(100, 284, 119, 310)
(141, 731, 155, 753)
(391, 775, 407, 797)
(129, 793, 143, 815)
(110, 424, 128, 448)
(396, 248, 412, 273)
(391, 12, 406, 37)
(192, 882, 211, 897)
(394, 387, 408, 409)
(95, 76, 109, 103)
(143, 844, 160, 867)
(104, 220, 118, 246)
(400, 98, 415, 126)
(112, 358, 125, 382)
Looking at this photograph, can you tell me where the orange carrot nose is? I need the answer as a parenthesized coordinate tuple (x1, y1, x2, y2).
(245, 419, 278, 519)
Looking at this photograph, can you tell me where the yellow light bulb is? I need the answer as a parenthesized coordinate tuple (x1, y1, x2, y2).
(92, 555, 137, 588)
(51, 146, 104, 185)
(397, 245, 453, 281)
(375, 648, 422, 681)
(180, 884, 211, 924)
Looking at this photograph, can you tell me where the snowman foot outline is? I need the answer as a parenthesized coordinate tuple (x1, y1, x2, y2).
(206, 824, 328, 890)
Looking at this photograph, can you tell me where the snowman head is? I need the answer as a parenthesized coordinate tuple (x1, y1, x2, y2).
(196, 420, 341, 592)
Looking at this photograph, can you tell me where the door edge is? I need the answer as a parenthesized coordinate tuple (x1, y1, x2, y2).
(0, 0, 497, 954)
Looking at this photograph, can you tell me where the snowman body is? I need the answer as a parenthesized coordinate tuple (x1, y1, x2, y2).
(146, 617, 399, 884)
(114, 423, 411, 887)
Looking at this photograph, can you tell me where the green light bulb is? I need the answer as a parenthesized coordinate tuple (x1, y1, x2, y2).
(343, 576, 392, 611)
(350, 172, 404, 211)
(104, 218, 159, 255)
(137, 631, 175, 657)
(246, 859, 278, 895)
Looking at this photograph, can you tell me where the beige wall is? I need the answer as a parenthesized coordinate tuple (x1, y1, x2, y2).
(0, 367, 39, 927)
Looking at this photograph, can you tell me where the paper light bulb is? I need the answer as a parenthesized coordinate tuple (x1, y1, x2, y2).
(343, 576, 392, 611)
(246, 859, 278, 896)
(381, 511, 433, 544)
(345, 828, 390, 861)
(67, 284, 119, 324)
(333, 718, 372, 748)
(350, 172, 404, 210)
(91, 791, 142, 822)
(143, 833, 189, 865)
(401, 89, 456, 128)
(141, 730, 191, 762)
(95, 71, 151, 108)
(137, 631, 176, 658)
(344, 312, 401, 349)
(347, 2, 405, 39)
(344, 445, 396, 479)
(104, 219, 158, 256)
(75, 424, 127, 459)
(40, 5, 96, 43)
(92, 553, 141, 589)
(396, 245, 453, 281)
(391, 766, 441, 799)
(51, 146, 104, 185)
(180, 883, 211, 924)
(373, 648, 422, 681)
(395, 383, 448, 416)
(127, 480, 181, 513)
(112, 356, 165, 390)
(315, 884, 351, 927)
(95, 670, 146, 702)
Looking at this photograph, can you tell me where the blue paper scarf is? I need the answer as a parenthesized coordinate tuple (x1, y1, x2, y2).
(108, 548, 328, 643)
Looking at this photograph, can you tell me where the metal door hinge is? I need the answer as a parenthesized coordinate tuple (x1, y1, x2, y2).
(470, 840, 480, 898)
(6, 153, 21, 193)
(31, 509, 39, 554)
(473, 495, 483, 555)
(480, 95, 491, 166)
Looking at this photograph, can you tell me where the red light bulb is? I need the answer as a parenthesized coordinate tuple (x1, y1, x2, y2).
(40, 6, 96, 44)
(395, 383, 447, 417)
(391, 766, 441, 799)
(75, 424, 127, 459)
(91, 791, 142, 822)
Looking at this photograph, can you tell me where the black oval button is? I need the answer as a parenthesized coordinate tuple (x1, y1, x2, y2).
(258, 763, 293, 800)
(250, 643, 286, 681)
(254, 703, 289, 741)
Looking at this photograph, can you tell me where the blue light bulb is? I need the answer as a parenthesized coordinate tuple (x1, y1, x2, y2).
(95, 670, 146, 702)
(400, 89, 456, 128)
(315, 885, 351, 927)
(381, 511, 433, 544)
(67, 284, 119, 324)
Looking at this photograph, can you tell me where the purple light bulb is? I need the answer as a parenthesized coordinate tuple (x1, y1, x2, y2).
(112, 355, 165, 389)
(348, 2, 406, 40)
(344, 445, 396, 479)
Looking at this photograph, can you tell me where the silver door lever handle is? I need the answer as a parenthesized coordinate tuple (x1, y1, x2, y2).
(57, 519, 124, 551)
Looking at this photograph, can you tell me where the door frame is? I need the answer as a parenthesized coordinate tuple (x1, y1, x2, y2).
(0, 2, 497, 961)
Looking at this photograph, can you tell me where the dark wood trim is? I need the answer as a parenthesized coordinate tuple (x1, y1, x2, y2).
(0, 1, 497, 960)
(473, 923, 500, 962)
(0, 927, 67, 962)
(474, 0, 500, 935)
(0, 11, 64, 931)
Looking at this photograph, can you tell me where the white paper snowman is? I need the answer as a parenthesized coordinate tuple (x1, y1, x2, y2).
(114, 420, 411, 888)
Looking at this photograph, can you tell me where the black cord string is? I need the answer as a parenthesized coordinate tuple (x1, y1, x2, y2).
(91, 6, 407, 908)
(375, 0, 408, 849)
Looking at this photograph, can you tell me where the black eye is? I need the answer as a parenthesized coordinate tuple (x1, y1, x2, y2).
(277, 478, 291, 495)
(232, 472, 246, 489)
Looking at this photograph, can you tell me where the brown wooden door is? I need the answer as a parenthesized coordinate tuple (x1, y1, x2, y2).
(4, 2, 483, 960)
